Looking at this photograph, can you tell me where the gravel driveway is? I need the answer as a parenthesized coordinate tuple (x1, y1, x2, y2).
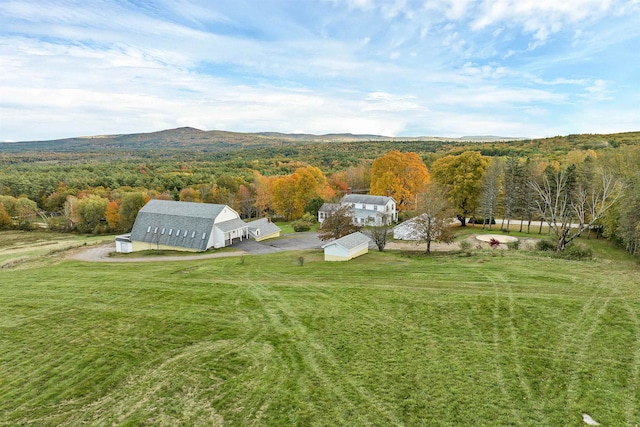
(67, 232, 324, 262)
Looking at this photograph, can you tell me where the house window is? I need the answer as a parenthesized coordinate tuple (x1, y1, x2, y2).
(176, 229, 180, 236)
(168, 229, 173, 236)
(161, 228, 165, 234)
(191, 231, 196, 238)
(183, 230, 188, 237)
(202, 233, 207, 240)
(154, 227, 158, 234)
(147, 226, 151, 233)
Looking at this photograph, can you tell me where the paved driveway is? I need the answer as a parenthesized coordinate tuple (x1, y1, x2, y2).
(67, 232, 325, 262)
(234, 232, 324, 254)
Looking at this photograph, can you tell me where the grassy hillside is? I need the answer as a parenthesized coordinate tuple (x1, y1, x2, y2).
(1, 232, 639, 425)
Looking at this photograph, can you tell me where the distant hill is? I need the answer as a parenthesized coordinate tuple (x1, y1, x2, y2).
(0, 127, 524, 154)
(0, 127, 638, 157)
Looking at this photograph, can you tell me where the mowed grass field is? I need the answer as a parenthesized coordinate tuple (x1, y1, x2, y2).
(1, 231, 639, 426)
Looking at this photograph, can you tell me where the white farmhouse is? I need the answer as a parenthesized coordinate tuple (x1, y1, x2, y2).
(318, 194, 397, 226)
(116, 200, 248, 252)
(321, 231, 372, 261)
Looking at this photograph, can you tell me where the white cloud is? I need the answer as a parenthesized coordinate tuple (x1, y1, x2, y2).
(0, 0, 638, 140)
(471, 0, 622, 47)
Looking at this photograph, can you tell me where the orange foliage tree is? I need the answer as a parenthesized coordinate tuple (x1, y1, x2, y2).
(105, 200, 120, 231)
(271, 174, 301, 220)
(179, 187, 201, 202)
(370, 150, 430, 211)
(269, 166, 335, 220)
(253, 172, 277, 217)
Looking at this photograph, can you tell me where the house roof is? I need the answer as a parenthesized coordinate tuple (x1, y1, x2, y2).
(342, 194, 395, 205)
(318, 203, 340, 212)
(248, 218, 281, 235)
(322, 231, 371, 250)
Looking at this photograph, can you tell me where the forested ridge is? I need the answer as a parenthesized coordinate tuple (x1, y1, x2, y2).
(1, 128, 639, 256)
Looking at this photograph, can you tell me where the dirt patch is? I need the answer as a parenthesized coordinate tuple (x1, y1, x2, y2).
(476, 234, 518, 243)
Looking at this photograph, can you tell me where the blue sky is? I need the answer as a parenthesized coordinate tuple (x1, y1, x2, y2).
(1, 0, 639, 141)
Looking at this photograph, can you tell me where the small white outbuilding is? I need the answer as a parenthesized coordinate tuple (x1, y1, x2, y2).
(321, 231, 371, 262)
(248, 218, 281, 241)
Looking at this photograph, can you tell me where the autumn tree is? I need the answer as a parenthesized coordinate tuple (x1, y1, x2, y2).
(253, 172, 276, 217)
(271, 166, 334, 220)
(0, 204, 12, 229)
(370, 150, 430, 211)
(317, 205, 361, 241)
(431, 151, 489, 226)
(0, 195, 38, 221)
(406, 186, 455, 253)
(271, 173, 301, 220)
(105, 200, 121, 231)
(73, 194, 108, 233)
(118, 192, 148, 231)
(295, 165, 334, 213)
(179, 187, 201, 202)
(330, 163, 371, 194)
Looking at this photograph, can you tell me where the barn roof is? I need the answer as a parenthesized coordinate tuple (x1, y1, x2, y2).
(130, 200, 232, 251)
(138, 199, 225, 218)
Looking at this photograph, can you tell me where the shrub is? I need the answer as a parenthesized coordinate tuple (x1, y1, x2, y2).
(558, 244, 593, 261)
(17, 220, 34, 231)
(458, 240, 473, 256)
(507, 240, 520, 250)
(292, 219, 312, 232)
(489, 238, 501, 249)
(536, 239, 556, 252)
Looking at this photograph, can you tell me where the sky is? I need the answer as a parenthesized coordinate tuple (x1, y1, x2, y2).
(1, 0, 639, 142)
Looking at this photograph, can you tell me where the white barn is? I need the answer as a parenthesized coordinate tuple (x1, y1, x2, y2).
(117, 200, 249, 252)
(321, 232, 372, 262)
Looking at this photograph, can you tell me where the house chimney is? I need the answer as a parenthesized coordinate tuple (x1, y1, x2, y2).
(386, 189, 391, 197)
(347, 187, 352, 195)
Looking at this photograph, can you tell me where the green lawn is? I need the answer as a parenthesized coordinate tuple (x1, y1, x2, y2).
(0, 232, 639, 426)
(0, 230, 114, 267)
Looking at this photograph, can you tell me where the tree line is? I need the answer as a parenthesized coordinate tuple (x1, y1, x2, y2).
(1, 144, 638, 256)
